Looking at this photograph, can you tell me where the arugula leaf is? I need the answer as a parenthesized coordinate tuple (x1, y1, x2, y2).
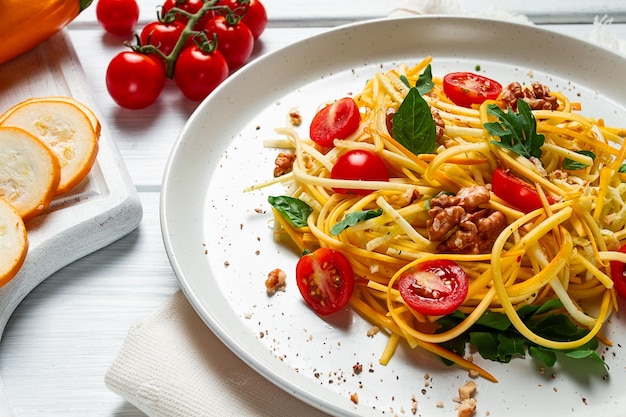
(268, 195, 312, 228)
(562, 150, 595, 170)
(392, 87, 437, 155)
(484, 100, 545, 160)
(434, 299, 607, 370)
(330, 209, 382, 236)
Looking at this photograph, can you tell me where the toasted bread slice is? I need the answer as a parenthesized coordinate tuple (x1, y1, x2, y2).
(0, 126, 61, 219)
(0, 100, 99, 194)
(0, 196, 28, 286)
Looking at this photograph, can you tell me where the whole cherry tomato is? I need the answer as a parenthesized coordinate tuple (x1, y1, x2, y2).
(218, 0, 267, 39)
(162, 0, 211, 30)
(443, 72, 503, 108)
(96, 0, 140, 36)
(203, 15, 254, 70)
(139, 20, 186, 65)
(174, 45, 229, 101)
(106, 52, 166, 109)
(330, 149, 389, 195)
(397, 259, 468, 316)
(491, 168, 554, 213)
(309, 97, 361, 148)
(295, 247, 355, 316)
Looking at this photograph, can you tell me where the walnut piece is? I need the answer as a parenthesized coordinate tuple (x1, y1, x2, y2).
(265, 268, 287, 295)
(501, 81, 558, 111)
(427, 186, 506, 254)
(273, 152, 296, 177)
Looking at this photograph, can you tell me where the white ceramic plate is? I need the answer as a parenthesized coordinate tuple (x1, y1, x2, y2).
(161, 16, 626, 417)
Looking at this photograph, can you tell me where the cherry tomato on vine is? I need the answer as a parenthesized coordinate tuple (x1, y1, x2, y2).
(162, 0, 210, 30)
(96, 0, 140, 36)
(218, 0, 267, 39)
(443, 72, 502, 108)
(330, 149, 389, 195)
(140, 20, 186, 65)
(397, 259, 468, 316)
(203, 15, 254, 70)
(106, 52, 166, 109)
(610, 244, 626, 299)
(295, 248, 355, 316)
(491, 168, 554, 213)
(174, 45, 229, 101)
(310, 97, 360, 148)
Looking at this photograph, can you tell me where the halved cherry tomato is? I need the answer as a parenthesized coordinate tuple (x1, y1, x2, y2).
(443, 72, 502, 108)
(397, 259, 468, 316)
(295, 247, 355, 316)
(330, 149, 389, 195)
(309, 97, 360, 148)
(610, 244, 626, 299)
(491, 168, 554, 213)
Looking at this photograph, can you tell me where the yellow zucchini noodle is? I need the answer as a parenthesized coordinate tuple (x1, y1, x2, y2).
(251, 56, 626, 382)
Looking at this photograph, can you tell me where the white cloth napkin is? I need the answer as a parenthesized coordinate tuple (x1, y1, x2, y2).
(105, 3, 626, 416)
(105, 290, 328, 417)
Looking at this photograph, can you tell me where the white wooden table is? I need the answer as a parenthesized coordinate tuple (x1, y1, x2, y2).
(0, 1, 625, 415)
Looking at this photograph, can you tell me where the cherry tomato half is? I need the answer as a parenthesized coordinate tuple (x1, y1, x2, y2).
(106, 52, 166, 109)
(204, 15, 254, 70)
(96, 0, 140, 36)
(491, 168, 554, 213)
(295, 248, 355, 316)
(330, 149, 389, 195)
(174, 45, 229, 101)
(610, 244, 626, 299)
(443, 72, 503, 108)
(309, 97, 361, 148)
(397, 259, 468, 316)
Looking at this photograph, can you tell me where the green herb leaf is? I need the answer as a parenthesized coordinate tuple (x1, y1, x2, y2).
(392, 87, 437, 156)
(562, 150, 595, 170)
(619, 163, 626, 173)
(415, 64, 434, 95)
(268, 195, 312, 228)
(529, 345, 557, 367)
(330, 209, 382, 236)
(484, 100, 545, 160)
(474, 309, 511, 331)
(400, 74, 410, 88)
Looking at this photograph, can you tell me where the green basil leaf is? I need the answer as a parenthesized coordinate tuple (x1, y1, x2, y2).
(562, 150, 595, 170)
(415, 64, 434, 95)
(268, 195, 312, 228)
(330, 209, 382, 236)
(392, 87, 437, 156)
(399, 74, 410, 88)
(619, 163, 626, 173)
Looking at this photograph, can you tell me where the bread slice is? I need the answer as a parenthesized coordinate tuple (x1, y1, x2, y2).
(0, 100, 99, 194)
(0, 126, 61, 219)
(0, 196, 28, 286)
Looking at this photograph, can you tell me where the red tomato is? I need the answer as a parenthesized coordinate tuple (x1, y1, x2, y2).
(162, 0, 210, 29)
(174, 45, 229, 101)
(443, 72, 503, 108)
(397, 259, 468, 316)
(203, 15, 254, 70)
(219, 0, 267, 39)
(295, 248, 355, 316)
(140, 20, 186, 64)
(610, 244, 626, 299)
(96, 0, 140, 36)
(309, 97, 361, 148)
(492, 168, 554, 213)
(330, 149, 389, 195)
(106, 52, 166, 109)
